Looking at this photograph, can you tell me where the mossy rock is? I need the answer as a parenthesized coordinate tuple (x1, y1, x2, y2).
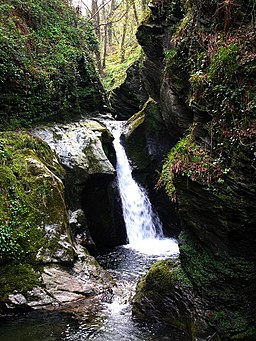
(0, 131, 75, 303)
(124, 98, 172, 170)
(0, 263, 41, 302)
(132, 260, 210, 338)
(179, 230, 256, 340)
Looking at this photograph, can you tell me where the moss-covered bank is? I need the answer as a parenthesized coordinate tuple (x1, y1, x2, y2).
(0, 131, 74, 303)
(0, 0, 104, 129)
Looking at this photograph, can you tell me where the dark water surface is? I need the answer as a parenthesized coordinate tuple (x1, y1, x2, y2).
(0, 244, 189, 341)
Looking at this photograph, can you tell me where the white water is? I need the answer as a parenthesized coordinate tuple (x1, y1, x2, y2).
(0, 122, 181, 341)
(109, 121, 179, 256)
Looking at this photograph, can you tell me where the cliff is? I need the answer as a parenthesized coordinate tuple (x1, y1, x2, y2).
(133, 0, 256, 339)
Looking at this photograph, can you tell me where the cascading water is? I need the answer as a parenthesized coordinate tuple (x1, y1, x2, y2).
(0, 120, 181, 341)
(109, 121, 178, 255)
(111, 123, 163, 244)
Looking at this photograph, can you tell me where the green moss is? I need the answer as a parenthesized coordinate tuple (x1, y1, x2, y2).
(179, 231, 256, 339)
(0, 263, 41, 300)
(0, 0, 103, 128)
(0, 131, 71, 263)
(136, 260, 192, 297)
(0, 130, 75, 302)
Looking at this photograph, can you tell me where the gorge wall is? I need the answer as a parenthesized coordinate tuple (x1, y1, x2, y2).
(0, 1, 255, 339)
(0, 0, 115, 314)
(132, 0, 256, 340)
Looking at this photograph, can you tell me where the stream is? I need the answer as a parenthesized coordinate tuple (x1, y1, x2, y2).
(0, 121, 185, 341)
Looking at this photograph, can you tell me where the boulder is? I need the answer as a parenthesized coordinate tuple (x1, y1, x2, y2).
(132, 259, 214, 340)
(0, 131, 114, 315)
(32, 119, 115, 206)
(32, 119, 127, 248)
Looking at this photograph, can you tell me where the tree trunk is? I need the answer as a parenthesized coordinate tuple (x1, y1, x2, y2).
(120, 0, 129, 63)
(101, 0, 108, 72)
(91, 0, 101, 72)
(108, 0, 115, 48)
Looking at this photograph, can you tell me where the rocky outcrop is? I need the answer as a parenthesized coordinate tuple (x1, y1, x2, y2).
(133, 0, 256, 340)
(32, 119, 127, 248)
(132, 260, 215, 340)
(0, 131, 114, 315)
(136, 0, 193, 140)
(69, 209, 96, 255)
(7, 255, 113, 313)
(32, 119, 115, 199)
(124, 98, 172, 170)
(110, 61, 148, 120)
(123, 98, 179, 237)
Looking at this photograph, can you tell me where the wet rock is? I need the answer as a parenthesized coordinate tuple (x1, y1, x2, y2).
(160, 76, 193, 139)
(132, 260, 214, 340)
(41, 259, 113, 306)
(69, 209, 96, 255)
(32, 120, 115, 211)
(123, 98, 179, 237)
(32, 119, 114, 178)
(124, 98, 173, 170)
(8, 294, 28, 306)
(6, 258, 114, 313)
(81, 174, 127, 248)
(32, 119, 124, 248)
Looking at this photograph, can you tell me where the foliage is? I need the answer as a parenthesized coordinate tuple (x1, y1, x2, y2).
(159, 131, 229, 200)
(103, 44, 142, 91)
(0, 0, 103, 129)
(164, 48, 177, 71)
(77, 0, 148, 90)
(161, 0, 256, 202)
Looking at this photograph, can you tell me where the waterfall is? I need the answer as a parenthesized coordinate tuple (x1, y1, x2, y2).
(109, 122, 164, 246)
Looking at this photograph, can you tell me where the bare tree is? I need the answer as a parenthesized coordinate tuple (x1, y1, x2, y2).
(101, 0, 108, 71)
(91, 0, 102, 71)
(120, 0, 129, 62)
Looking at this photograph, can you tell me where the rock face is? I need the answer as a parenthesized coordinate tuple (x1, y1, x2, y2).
(32, 119, 115, 208)
(110, 61, 148, 120)
(0, 131, 114, 315)
(8, 256, 113, 312)
(136, 0, 193, 140)
(123, 98, 179, 236)
(133, 260, 214, 340)
(132, 0, 256, 340)
(32, 119, 127, 248)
